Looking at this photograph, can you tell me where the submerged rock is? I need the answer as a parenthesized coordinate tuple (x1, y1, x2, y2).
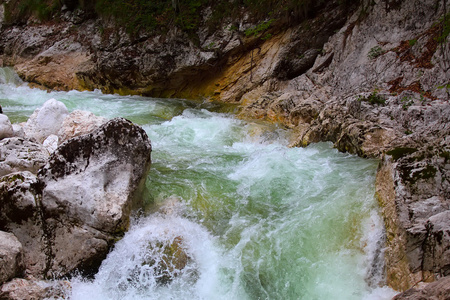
(0, 231, 24, 285)
(143, 236, 190, 285)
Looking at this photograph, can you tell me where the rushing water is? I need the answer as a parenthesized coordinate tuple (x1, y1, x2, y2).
(0, 68, 397, 299)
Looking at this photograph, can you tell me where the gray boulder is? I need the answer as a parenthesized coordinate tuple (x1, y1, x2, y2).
(0, 138, 49, 177)
(0, 231, 24, 285)
(0, 117, 152, 279)
(38, 117, 152, 277)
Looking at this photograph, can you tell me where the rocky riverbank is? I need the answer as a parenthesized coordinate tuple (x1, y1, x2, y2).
(0, 0, 449, 296)
(0, 99, 151, 298)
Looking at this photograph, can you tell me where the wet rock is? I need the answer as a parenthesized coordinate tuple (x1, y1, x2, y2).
(0, 172, 47, 277)
(0, 115, 14, 140)
(57, 110, 107, 145)
(0, 138, 49, 177)
(38, 117, 152, 277)
(23, 99, 68, 144)
(0, 231, 24, 285)
(143, 236, 190, 284)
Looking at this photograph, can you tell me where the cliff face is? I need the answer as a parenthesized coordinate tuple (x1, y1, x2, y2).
(0, 0, 449, 293)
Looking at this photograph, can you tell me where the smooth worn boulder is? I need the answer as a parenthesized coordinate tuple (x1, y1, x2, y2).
(0, 114, 14, 140)
(38, 117, 152, 277)
(0, 172, 47, 277)
(0, 231, 24, 285)
(57, 110, 107, 145)
(0, 138, 49, 177)
(23, 99, 69, 144)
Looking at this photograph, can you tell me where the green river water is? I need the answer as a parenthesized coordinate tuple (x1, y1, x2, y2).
(0, 68, 397, 299)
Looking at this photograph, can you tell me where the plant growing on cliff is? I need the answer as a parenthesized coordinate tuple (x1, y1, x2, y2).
(244, 19, 275, 39)
(368, 45, 385, 59)
(357, 91, 386, 105)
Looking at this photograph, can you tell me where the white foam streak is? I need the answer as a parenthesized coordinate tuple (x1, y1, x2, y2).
(71, 213, 237, 300)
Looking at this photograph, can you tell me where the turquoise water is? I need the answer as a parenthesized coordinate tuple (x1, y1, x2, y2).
(0, 68, 397, 299)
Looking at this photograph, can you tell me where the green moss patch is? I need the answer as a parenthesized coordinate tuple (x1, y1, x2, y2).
(386, 147, 418, 161)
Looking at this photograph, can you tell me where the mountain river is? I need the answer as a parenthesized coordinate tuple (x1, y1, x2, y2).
(0, 68, 397, 299)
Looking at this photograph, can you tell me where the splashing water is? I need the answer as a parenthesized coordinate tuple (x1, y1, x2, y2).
(0, 69, 398, 299)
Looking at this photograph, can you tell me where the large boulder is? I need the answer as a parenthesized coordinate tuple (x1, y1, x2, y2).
(0, 138, 49, 177)
(0, 231, 24, 285)
(37, 117, 152, 277)
(0, 118, 152, 279)
(23, 99, 69, 144)
(0, 114, 14, 140)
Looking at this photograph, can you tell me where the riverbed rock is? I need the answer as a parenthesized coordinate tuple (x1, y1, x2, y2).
(0, 137, 49, 177)
(143, 236, 190, 285)
(37, 117, 152, 277)
(23, 99, 68, 144)
(0, 114, 14, 140)
(0, 231, 24, 285)
(57, 110, 107, 144)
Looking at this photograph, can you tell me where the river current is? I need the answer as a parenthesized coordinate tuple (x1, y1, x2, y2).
(0, 68, 397, 299)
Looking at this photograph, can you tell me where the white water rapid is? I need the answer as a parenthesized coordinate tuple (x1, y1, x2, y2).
(0, 68, 397, 299)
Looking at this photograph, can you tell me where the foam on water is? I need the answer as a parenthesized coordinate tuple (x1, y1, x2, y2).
(0, 68, 398, 299)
